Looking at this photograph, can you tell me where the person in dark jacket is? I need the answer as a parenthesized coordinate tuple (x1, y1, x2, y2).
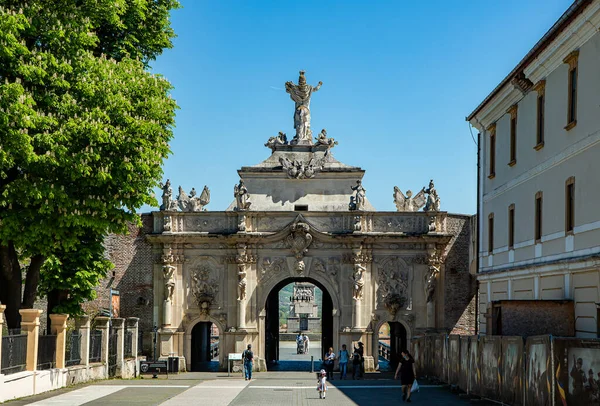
(394, 350, 416, 402)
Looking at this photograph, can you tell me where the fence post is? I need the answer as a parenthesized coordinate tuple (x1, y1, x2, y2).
(95, 316, 110, 376)
(19, 309, 43, 372)
(0, 304, 5, 372)
(113, 318, 125, 376)
(126, 317, 139, 359)
(76, 316, 90, 367)
(49, 314, 69, 369)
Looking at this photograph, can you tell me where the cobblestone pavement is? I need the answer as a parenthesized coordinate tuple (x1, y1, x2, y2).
(7, 371, 485, 405)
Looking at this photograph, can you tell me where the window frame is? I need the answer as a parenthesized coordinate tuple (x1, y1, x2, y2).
(535, 191, 543, 243)
(508, 204, 515, 249)
(534, 80, 546, 149)
(565, 177, 575, 234)
(488, 213, 495, 253)
(487, 124, 496, 179)
(563, 50, 579, 131)
(507, 105, 517, 166)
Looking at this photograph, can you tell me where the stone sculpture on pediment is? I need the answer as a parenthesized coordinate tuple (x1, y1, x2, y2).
(159, 180, 210, 212)
(423, 179, 441, 212)
(349, 180, 366, 211)
(285, 70, 322, 144)
(315, 129, 338, 157)
(233, 179, 251, 211)
(279, 156, 324, 179)
(393, 186, 426, 212)
(265, 131, 288, 152)
(162, 263, 176, 301)
(159, 179, 175, 211)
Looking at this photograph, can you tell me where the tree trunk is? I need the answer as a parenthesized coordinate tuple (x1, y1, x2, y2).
(21, 254, 45, 309)
(0, 242, 23, 329)
(46, 289, 69, 334)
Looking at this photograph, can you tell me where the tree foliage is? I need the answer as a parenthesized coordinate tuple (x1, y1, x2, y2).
(0, 0, 180, 328)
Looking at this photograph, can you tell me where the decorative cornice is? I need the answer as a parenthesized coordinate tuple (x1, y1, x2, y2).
(510, 72, 533, 95)
(486, 123, 497, 134)
(506, 104, 518, 119)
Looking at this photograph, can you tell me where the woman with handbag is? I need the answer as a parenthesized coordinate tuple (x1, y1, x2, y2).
(394, 349, 416, 402)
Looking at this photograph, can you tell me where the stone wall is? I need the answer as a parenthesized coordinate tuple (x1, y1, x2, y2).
(498, 300, 575, 336)
(84, 215, 154, 350)
(443, 215, 476, 334)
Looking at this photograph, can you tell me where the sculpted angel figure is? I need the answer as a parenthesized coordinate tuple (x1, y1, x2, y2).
(234, 179, 251, 211)
(350, 180, 366, 211)
(352, 263, 366, 300)
(393, 186, 426, 212)
(423, 179, 441, 212)
(285, 71, 322, 143)
(265, 131, 288, 152)
(315, 129, 338, 157)
(189, 186, 211, 212)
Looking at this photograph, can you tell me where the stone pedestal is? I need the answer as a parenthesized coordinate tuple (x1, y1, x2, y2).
(76, 316, 91, 367)
(95, 316, 111, 375)
(49, 314, 69, 369)
(126, 317, 140, 358)
(113, 318, 125, 375)
(19, 309, 43, 372)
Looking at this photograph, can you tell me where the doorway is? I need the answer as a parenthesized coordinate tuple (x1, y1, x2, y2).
(191, 321, 220, 371)
(265, 278, 333, 371)
(377, 321, 407, 371)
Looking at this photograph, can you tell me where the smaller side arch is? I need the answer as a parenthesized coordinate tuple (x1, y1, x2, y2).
(184, 315, 225, 371)
(372, 317, 412, 372)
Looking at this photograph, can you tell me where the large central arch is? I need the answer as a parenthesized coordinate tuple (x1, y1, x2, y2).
(263, 277, 334, 369)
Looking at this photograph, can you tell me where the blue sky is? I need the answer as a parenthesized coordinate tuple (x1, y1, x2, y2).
(147, 0, 573, 214)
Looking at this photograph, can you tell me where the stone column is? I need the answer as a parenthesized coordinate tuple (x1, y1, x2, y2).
(0, 304, 5, 369)
(353, 298, 361, 329)
(113, 318, 125, 376)
(238, 300, 246, 329)
(49, 314, 69, 369)
(76, 316, 90, 367)
(126, 317, 139, 359)
(19, 309, 43, 372)
(95, 316, 111, 376)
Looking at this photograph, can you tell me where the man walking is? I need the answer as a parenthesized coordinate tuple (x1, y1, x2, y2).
(243, 344, 254, 381)
(303, 334, 310, 354)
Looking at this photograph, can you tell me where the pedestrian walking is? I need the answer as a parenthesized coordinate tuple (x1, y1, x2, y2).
(243, 344, 254, 381)
(352, 347, 362, 380)
(324, 347, 336, 380)
(394, 349, 416, 402)
(354, 342, 365, 377)
(317, 369, 328, 399)
(338, 344, 349, 379)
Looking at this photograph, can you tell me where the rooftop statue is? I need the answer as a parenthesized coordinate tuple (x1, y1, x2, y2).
(393, 186, 426, 212)
(285, 71, 322, 145)
(265, 131, 288, 152)
(234, 179, 251, 211)
(315, 129, 338, 157)
(423, 179, 441, 212)
(160, 180, 209, 212)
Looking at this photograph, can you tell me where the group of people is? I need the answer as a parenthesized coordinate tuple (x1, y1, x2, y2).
(296, 333, 310, 354)
(322, 342, 364, 381)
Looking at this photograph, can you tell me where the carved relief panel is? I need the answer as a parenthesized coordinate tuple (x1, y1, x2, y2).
(376, 257, 411, 315)
(186, 258, 223, 315)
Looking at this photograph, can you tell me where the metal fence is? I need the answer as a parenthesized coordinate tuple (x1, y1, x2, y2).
(37, 334, 57, 370)
(66, 331, 82, 367)
(378, 341, 391, 361)
(210, 341, 219, 360)
(124, 330, 133, 358)
(1, 333, 27, 375)
(89, 330, 103, 363)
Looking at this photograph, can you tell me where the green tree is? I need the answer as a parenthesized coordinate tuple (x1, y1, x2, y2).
(0, 0, 180, 328)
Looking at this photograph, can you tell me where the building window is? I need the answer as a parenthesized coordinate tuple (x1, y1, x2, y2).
(507, 105, 517, 165)
(535, 191, 543, 242)
(534, 80, 546, 149)
(488, 213, 494, 253)
(508, 204, 515, 249)
(294, 205, 308, 211)
(564, 50, 579, 130)
(488, 124, 496, 178)
(565, 177, 575, 233)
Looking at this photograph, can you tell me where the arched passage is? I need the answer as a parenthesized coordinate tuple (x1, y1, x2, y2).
(190, 321, 220, 372)
(264, 277, 333, 370)
(377, 321, 408, 371)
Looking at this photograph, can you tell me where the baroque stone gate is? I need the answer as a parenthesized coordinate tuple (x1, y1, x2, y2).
(109, 72, 475, 372)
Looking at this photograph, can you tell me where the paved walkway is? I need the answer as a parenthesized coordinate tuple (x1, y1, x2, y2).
(6, 371, 488, 405)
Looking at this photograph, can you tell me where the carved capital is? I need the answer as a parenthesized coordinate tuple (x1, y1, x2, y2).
(563, 49, 579, 69)
(533, 79, 546, 96)
(506, 104, 518, 119)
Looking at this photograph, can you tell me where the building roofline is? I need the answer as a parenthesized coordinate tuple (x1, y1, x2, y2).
(466, 0, 592, 122)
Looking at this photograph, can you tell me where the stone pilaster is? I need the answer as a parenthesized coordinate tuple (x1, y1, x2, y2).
(19, 309, 43, 372)
(112, 318, 125, 375)
(126, 317, 139, 359)
(76, 316, 90, 367)
(49, 314, 69, 369)
(95, 316, 111, 375)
